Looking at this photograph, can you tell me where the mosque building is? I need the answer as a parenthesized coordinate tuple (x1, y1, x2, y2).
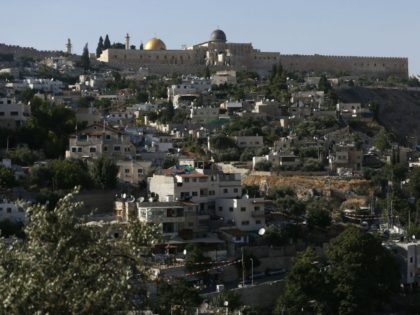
(97, 29, 408, 79)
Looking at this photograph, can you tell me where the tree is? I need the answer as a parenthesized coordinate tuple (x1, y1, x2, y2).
(326, 227, 400, 314)
(51, 159, 92, 190)
(254, 160, 272, 171)
(307, 207, 332, 229)
(7, 147, 41, 166)
(90, 155, 119, 189)
(0, 165, 16, 189)
(277, 227, 400, 315)
(156, 279, 202, 315)
(96, 36, 104, 58)
(0, 190, 161, 314)
(318, 75, 332, 93)
(210, 290, 241, 312)
(81, 43, 90, 72)
(409, 167, 420, 198)
(103, 34, 111, 50)
(373, 128, 392, 152)
(276, 248, 331, 314)
(185, 244, 211, 272)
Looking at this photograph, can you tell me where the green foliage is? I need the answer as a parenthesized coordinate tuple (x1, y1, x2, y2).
(373, 128, 392, 152)
(103, 34, 111, 49)
(277, 227, 400, 315)
(81, 43, 90, 72)
(211, 290, 241, 311)
(266, 63, 290, 102)
(326, 227, 400, 314)
(302, 158, 324, 172)
(0, 219, 25, 238)
(254, 160, 272, 171)
(318, 75, 332, 93)
(276, 248, 331, 314)
(136, 90, 149, 102)
(276, 195, 306, 218)
(267, 186, 295, 200)
(263, 224, 302, 247)
(29, 160, 91, 191)
(0, 165, 16, 189)
(185, 244, 211, 272)
(307, 207, 332, 229)
(96, 36, 104, 58)
(90, 155, 119, 189)
(210, 134, 237, 150)
(162, 156, 179, 169)
(409, 167, 420, 198)
(0, 190, 161, 314)
(156, 279, 202, 315)
(7, 147, 41, 166)
(243, 184, 261, 197)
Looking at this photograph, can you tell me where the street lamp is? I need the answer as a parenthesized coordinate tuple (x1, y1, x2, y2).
(250, 258, 254, 286)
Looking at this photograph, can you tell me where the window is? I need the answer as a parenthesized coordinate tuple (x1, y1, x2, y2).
(184, 178, 190, 183)
(254, 206, 260, 211)
(233, 188, 238, 193)
(77, 147, 82, 152)
(209, 190, 215, 196)
(223, 188, 228, 193)
(71, 147, 77, 152)
(137, 168, 144, 175)
(0, 112, 4, 116)
(114, 146, 121, 151)
(218, 206, 223, 211)
(229, 207, 233, 212)
(192, 178, 197, 182)
(105, 135, 111, 140)
(10, 111, 18, 116)
(192, 191, 198, 197)
(410, 257, 414, 263)
(104, 146, 108, 152)
(6, 208, 12, 213)
(18, 208, 24, 212)
(89, 147, 96, 153)
(0, 207, 2, 211)
(241, 221, 250, 226)
(125, 169, 130, 174)
(241, 207, 246, 212)
(256, 220, 261, 224)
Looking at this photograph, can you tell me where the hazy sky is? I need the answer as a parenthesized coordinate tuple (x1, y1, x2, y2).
(2, 0, 419, 74)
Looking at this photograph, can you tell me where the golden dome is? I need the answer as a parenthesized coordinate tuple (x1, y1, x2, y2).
(144, 37, 166, 50)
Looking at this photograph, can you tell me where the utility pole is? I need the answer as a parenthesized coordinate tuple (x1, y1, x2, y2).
(241, 247, 245, 287)
(250, 258, 254, 286)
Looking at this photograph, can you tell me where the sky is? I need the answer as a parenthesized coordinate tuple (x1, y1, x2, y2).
(1, 0, 420, 74)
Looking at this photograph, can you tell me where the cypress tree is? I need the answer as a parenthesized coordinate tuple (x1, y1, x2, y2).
(103, 34, 111, 49)
(96, 36, 104, 57)
(81, 43, 90, 72)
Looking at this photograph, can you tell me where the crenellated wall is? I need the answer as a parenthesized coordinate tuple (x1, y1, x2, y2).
(278, 54, 408, 78)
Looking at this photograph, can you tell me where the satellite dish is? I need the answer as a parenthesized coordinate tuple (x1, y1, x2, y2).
(258, 228, 266, 236)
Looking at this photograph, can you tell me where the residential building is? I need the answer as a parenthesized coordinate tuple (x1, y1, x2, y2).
(215, 195, 266, 231)
(234, 136, 264, 149)
(211, 70, 237, 86)
(65, 124, 136, 160)
(190, 107, 219, 124)
(329, 143, 363, 172)
(0, 97, 30, 129)
(117, 159, 152, 186)
(148, 163, 242, 213)
(115, 197, 209, 239)
(387, 241, 420, 287)
(0, 199, 25, 223)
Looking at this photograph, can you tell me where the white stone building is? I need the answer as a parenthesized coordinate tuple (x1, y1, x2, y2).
(0, 98, 30, 129)
(215, 196, 266, 231)
(0, 199, 25, 223)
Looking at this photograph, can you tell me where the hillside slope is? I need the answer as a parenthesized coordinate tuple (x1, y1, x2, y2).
(337, 87, 420, 140)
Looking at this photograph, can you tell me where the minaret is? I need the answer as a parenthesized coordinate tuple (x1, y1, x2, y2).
(66, 38, 72, 54)
(125, 33, 130, 50)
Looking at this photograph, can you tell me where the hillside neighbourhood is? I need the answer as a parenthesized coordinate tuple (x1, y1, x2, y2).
(1, 31, 420, 314)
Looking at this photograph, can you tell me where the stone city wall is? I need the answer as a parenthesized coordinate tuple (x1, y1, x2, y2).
(279, 54, 408, 79)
